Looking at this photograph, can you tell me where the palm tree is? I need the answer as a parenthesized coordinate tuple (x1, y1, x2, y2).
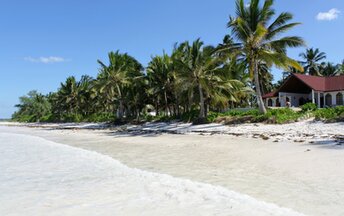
(258, 63, 274, 95)
(174, 39, 243, 119)
(320, 62, 339, 77)
(218, 0, 305, 114)
(56, 76, 80, 114)
(336, 60, 344, 75)
(77, 75, 95, 115)
(147, 53, 174, 116)
(97, 51, 143, 119)
(299, 48, 326, 76)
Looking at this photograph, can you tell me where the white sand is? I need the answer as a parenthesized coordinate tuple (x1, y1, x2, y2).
(1, 122, 344, 215)
(2, 119, 343, 142)
(0, 132, 303, 216)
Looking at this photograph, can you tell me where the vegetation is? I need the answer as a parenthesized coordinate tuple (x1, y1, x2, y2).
(314, 106, 344, 122)
(298, 48, 343, 77)
(12, 91, 51, 122)
(217, 0, 305, 114)
(301, 103, 317, 112)
(12, 0, 344, 124)
(207, 108, 302, 124)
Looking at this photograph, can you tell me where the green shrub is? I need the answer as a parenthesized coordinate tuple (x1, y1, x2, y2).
(301, 103, 317, 112)
(314, 108, 336, 120)
(334, 106, 344, 116)
(266, 108, 302, 124)
(40, 114, 55, 122)
(62, 113, 83, 122)
(180, 110, 199, 122)
(206, 111, 220, 122)
(13, 114, 34, 122)
(86, 113, 116, 122)
(252, 114, 269, 122)
(314, 106, 344, 121)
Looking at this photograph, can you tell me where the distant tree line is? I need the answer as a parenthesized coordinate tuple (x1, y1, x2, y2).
(12, 0, 343, 123)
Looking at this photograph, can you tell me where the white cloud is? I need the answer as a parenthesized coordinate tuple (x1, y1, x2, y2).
(24, 56, 68, 63)
(316, 8, 340, 21)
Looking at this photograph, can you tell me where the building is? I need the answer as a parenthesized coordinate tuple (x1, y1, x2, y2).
(263, 73, 344, 108)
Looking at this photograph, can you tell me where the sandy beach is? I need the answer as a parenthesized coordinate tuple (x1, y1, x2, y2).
(1, 121, 344, 216)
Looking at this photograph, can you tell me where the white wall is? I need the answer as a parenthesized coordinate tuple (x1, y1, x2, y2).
(279, 92, 311, 107)
(265, 91, 344, 108)
(324, 91, 344, 106)
(265, 97, 278, 107)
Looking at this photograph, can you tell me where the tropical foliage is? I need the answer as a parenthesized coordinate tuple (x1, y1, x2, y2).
(216, 0, 305, 114)
(12, 91, 51, 122)
(299, 48, 326, 76)
(14, 0, 342, 124)
(296, 48, 343, 77)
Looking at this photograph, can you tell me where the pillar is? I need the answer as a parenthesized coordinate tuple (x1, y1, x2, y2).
(317, 92, 321, 108)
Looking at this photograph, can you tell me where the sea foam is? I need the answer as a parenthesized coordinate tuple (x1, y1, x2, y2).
(0, 132, 305, 216)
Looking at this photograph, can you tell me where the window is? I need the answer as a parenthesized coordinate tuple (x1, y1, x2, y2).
(268, 99, 273, 107)
(325, 94, 332, 106)
(336, 93, 343, 105)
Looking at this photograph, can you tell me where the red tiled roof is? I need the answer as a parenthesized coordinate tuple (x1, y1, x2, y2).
(263, 74, 344, 98)
(292, 73, 327, 91)
(325, 75, 344, 91)
(262, 91, 277, 99)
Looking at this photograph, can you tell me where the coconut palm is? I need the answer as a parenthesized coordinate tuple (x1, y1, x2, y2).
(174, 39, 244, 119)
(336, 60, 344, 75)
(320, 62, 339, 77)
(299, 48, 326, 76)
(217, 0, 305, 113)
(56, 76, 80, 114)
(97, 51, 143, 119)
(77, 75, 96, 115)
(147, 53, 174, 116)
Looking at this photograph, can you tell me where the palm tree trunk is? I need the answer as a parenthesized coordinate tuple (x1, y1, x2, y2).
(164, 91, 169, 116)
(155, 102, 159, 116)
(116, 85, 124, 119)
(198, 83, 206, 118)
(254, 62, 267, 114)
(117, 100, 124, 119)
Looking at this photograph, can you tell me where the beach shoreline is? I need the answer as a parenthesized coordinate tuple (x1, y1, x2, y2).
(1, 122, 344, 215)
(1, 119, 344, 144)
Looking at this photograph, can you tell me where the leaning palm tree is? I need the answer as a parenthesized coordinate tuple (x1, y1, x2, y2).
(97, 51, 143, 119)
(299, 48, 326, 76)
(217, 0, 305, 113)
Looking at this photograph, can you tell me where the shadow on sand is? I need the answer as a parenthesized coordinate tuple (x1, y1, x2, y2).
(305, 139, 344, 150)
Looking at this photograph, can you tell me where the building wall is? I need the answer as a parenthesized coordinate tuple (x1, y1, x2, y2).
(279, 92, 311, 107)
(324, 91, 344, 106)
(265, 91, 344, 107)
(265, 97, 278, 107)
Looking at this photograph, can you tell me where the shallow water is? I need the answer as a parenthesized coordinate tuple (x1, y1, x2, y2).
(0, 131, 304, 216)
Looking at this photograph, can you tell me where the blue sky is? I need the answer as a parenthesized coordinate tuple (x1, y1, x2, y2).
(0, 0, 343, 118)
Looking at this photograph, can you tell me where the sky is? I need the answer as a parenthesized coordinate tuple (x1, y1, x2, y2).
(0, 0, 343, 118)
